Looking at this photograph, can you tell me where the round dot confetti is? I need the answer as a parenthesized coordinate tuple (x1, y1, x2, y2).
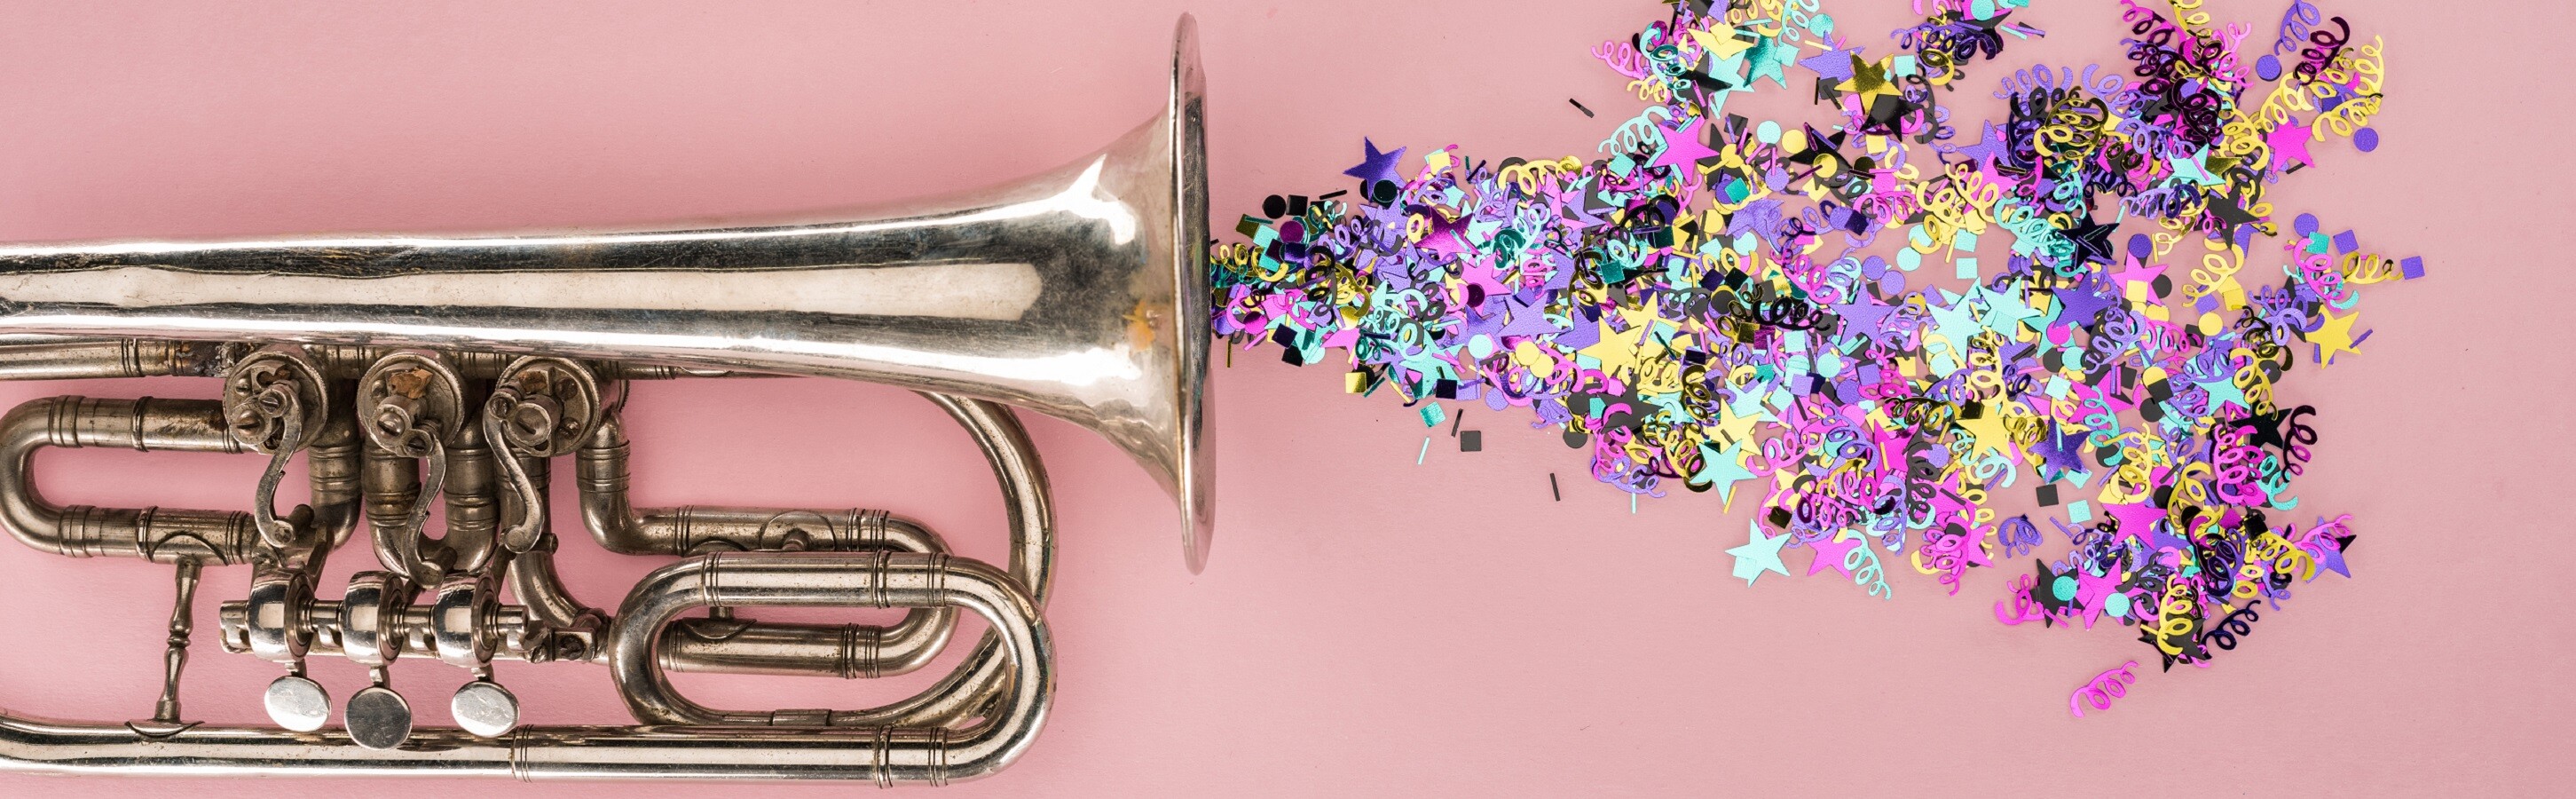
(1209, 0, 2416, 698)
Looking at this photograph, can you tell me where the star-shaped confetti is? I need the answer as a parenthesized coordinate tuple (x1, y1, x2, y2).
(1835, 55, 1901, 106)
(2308, 308, 2365, 364)
(1343, 138, 1405, 186)
(1807, 534, 1861, 577)
(1745, 34, 1800, 87)
(1694, 438, 1760, 509)
(1728, 521, 1792, 586)
(2268, 119, 2318, 170)
(1652, 117, 1721, 173)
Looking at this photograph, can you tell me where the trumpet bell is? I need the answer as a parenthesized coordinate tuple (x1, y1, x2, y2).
(0, 17, 1216, 570)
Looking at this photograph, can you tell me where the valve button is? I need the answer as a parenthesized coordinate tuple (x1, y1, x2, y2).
(451, 680, 519, 739)
(262, 675, 330, 732)
(345, 684, 413, 750)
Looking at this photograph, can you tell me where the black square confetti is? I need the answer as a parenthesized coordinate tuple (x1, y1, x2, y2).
(1459, 431, 1482, 452)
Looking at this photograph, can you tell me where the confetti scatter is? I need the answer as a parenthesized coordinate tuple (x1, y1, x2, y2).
(1211, 0, 2411, 696)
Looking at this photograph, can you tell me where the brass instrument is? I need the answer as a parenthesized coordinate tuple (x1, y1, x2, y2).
(0, 16, 1209, 785)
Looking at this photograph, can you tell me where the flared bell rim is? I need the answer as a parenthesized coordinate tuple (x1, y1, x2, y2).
(1167, 14, 1215, 574)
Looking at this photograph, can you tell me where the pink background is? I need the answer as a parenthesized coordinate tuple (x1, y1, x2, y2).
(0, 0, 2567, 795)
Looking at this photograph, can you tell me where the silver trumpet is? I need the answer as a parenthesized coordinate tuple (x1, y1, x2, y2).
(0, 16, 1209, 785)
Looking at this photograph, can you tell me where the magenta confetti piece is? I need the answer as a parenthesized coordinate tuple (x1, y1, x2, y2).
(2069, 661, 2141, 717)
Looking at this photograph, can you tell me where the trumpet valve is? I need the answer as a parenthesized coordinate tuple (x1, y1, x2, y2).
(335, 570, 410, 668)
(239, 569, 316, 663)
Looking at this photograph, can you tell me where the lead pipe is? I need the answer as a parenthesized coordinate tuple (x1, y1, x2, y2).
(0, 338, 770, 384)
(303, 345, 768, 381)
(0, 339, 228, 380)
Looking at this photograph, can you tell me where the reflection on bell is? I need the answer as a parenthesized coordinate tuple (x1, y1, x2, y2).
(0, 24, 1213, 568)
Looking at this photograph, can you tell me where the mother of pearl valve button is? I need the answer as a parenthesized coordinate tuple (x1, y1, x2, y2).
(262, 675, 330, 732)
(345, 684, 414, 750)
(451, 680, 519, 738)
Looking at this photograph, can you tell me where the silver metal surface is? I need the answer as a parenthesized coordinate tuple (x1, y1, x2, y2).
(0, 15, 1201, 784)
(149, 559, 204, 731)
(344, 684, 413, 751)
(606, 551, 1052, 781)
(261, 676, 330, 733)
(450, 681, 519, 740)
(0, 17, 1212, 570)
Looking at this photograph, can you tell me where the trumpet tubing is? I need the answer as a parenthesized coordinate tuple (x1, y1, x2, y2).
(0, 15, 1205, 784)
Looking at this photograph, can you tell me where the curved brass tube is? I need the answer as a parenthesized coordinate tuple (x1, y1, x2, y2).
(577, 416, 943, 557)
(863, 392, 1054, 727)
(304, 392, 362, 551)
(439, 415, 503, 574)
(358, 442, 424, 572)
(608, 551, 1051, 783)
(0, 395, 358, 564)
(503, 541, 604, 661)
(569, 414, 959, 677)
(657, 510, 953, 680)
(540, 392, 1051, 721)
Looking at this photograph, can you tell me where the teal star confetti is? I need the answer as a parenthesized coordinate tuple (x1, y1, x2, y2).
(1726, 521, 1791, 586)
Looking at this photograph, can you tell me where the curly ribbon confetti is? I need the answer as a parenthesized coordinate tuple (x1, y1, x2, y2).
(2069, 660, 2141, 717)
(1212, 0, 2412, 708)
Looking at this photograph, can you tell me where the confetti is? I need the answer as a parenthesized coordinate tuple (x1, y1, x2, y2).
(1726, 520, 1792, 586)
(2069, 660, 2141, 717)
(1212, 0, 2412, 703)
